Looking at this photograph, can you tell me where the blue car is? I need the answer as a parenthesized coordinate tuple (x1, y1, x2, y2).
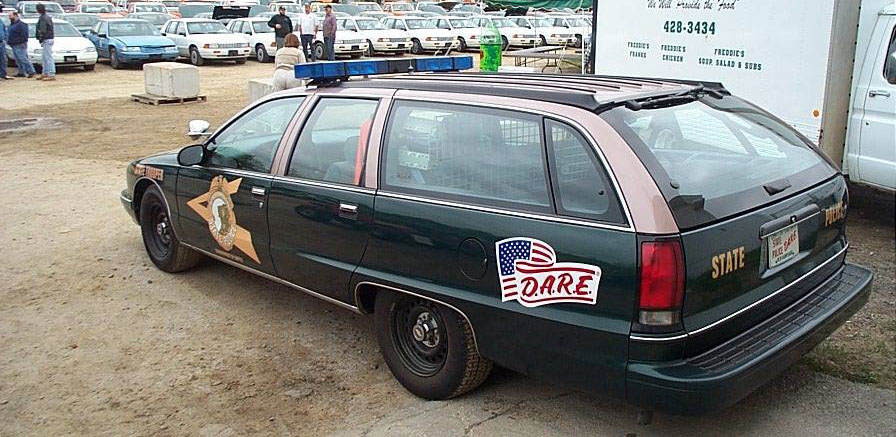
(87, 19, 178, 69)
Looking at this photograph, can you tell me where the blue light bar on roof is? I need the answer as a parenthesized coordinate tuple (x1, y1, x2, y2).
(295, 56, 474, 83)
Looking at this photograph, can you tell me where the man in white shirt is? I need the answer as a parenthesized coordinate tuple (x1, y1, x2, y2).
(297, 3, 318, 61)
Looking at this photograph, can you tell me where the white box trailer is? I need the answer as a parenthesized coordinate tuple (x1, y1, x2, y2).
(594, 0, 896, 191)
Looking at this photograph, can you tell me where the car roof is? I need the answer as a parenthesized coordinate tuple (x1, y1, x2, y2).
(337, 72, 717, 111)
(172, 17, 220, 22)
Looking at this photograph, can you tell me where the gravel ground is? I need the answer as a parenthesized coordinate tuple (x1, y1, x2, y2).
(0, 62, 893, 436)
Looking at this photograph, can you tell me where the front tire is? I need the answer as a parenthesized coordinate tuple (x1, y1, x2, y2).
(501, 36, 509, 51)
(189, 46, 204, 66)
(410, 38, 422, 54)
(458, 37, 468, 51)
(540, 35, 548, 47)
(83, 63, 95, 71)
(365, 39, 374, 56)
(312, 42, 324, 61)
(375, 292, 492, 400)
(234, 57, 246, 65)
(255, 44, 270, 62)
(109, 48, 122, 69)
(140, 186, 201, 273)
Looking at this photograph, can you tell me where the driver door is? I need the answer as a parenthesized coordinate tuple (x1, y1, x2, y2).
(175, 96, 305, 274)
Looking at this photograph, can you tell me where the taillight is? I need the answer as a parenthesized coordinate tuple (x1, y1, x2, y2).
(638, 240, 685, 327)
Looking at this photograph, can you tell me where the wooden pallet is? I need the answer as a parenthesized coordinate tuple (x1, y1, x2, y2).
(131, 93, 207, 106)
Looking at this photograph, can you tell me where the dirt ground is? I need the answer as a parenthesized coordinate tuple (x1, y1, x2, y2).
(0, 62, 894, 436)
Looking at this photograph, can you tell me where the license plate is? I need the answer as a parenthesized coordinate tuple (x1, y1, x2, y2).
(768, 224, 799, 268)
(228, 50, 238, 56)
(397, 44, 405, 48)
(64, 55, 76, 63)
(352, 45, 359, 50)
(149, 54, 162, 59)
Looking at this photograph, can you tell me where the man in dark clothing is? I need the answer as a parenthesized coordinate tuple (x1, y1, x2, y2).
(267, 6, 293, 50)
(35, 3, 55, 80)
(7, 12, 35, 78)
(322, 5, 336, 61)
(0, 13, 10, 79)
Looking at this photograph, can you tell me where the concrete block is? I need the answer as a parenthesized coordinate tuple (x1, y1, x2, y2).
(248, 77, 275, 104)
(143, 62, 200, 98)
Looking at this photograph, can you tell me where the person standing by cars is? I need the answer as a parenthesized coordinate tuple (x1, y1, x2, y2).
(0, 13, 9, 80)
(267, 6, 293, 50)
(7, 12, 35, 78)
(271, 33, 305, 91)
(297, 3, 317, 61)
(322, 4, 336, 61)
(35, 3, 55, 81)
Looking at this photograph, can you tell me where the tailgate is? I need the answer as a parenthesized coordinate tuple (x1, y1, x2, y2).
(680, 175, 848, 355)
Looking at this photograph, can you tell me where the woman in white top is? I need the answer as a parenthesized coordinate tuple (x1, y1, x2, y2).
(272, 33, 306, 91)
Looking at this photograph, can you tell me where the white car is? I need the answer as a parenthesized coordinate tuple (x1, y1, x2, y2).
(509, 16, 575, 47)
(338, 16, 410, 55)
(433, 16, 480, 51)
(381, 16, 457, 54)
(542, 15, 590, 48)
(470, 16, 537, 49)
(5, 18, 98, 71)
(227, 17, 276, 62)
(310, 17, 368, 59)
(161, 18, 250, 65)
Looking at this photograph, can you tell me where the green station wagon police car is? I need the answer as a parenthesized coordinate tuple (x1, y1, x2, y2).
(120, 60, 873, 414)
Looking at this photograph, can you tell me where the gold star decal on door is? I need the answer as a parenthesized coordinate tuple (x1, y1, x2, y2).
(187, 176, 260, 264)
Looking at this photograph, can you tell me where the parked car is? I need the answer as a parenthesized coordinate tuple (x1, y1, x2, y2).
(509, 16, 575, 47)
(160, 0, 183, 17)
(309, 16, 367, 59)
(543, 15, 589, 48)
(5, 18, 97, 71)
(16, 1, 65, 17)
(470, 16, 537, 50)
(75, 2, 123, 18)
(417, 4, 448, 15)
(57, 0, 78, 13)
(338, 16, 410, 56)
(160, 18, 250, 65)
(178, 2, 215, 18)
(63, 12, 101, 36)
(382, 2, 415, 15)
(226, 17, 275, 62)
(268, 2, 301, 14)
(126, 2, 169, 15)
(354, 1, 383, 14)
(120, 63, 873, 416)
(433, 16, 478, 51)
(87, 18, 177, 68)
(381, 16, 457, 54)
(129, 11, 171, 29)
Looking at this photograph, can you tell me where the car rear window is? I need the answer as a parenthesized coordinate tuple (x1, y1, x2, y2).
(601, 95, 836, 229)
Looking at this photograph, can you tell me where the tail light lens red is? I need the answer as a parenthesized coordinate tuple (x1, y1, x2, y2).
(638, 240, 685, 327)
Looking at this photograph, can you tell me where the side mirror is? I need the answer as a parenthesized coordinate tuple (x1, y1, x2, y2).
(97, 33, 107, 38)
(178, 144, 205, 166)
(187, 119, 211, 139)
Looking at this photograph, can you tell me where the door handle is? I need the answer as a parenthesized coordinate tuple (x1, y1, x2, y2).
(869, 90, 891, 98)
(339, 202, 358, 214)
(250, 186, 266, 197)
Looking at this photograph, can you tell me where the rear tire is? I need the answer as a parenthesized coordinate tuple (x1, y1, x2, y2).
(189, 46, 204, 66)
(375, 291, 492, 400)
(139, 186, 201, 273)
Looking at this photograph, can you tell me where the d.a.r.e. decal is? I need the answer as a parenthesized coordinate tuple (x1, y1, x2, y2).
(187, 176, 260, 263)
(496, 238, 601, 308)
(824, 202, 846, 226)
(712, 246, 746, 279)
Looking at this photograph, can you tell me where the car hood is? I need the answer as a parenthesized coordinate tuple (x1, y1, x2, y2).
(113, 35, 176, 47)
(139, 149, 181, 167)
(357, 29, 407, 40)
(406, 28, 453, 38)
(187, 33, 247, 45)
(538, 26, 572, 34)
(29, 36, 93, 51)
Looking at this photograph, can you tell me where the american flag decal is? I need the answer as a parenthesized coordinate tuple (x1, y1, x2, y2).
(497, 237, 601, 308)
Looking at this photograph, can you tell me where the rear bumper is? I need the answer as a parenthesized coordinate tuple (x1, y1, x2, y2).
(626, 263, 873, 415)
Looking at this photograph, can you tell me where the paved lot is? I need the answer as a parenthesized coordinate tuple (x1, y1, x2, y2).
(0, 62, 893, 436)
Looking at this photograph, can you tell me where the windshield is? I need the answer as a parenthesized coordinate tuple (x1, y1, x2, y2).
(81, 3, 115, 13)
(178, 4, 214, 17)
(64, 15, 99, 27)
(252, 21, 273, 32)
(389, 3, 414, 11)
(602, 96, 834, 229)
(161, 1, 180, 6)
(405, 19, 435, 29)
(187, 20, 229, 34)
(490, 18, 518, 28)
(29, 21, 81, 37)
(355, 19, 383, 30)
(355, 3, 382, 12)
(448, 18, 474, 28)
(248, 5, 267, 16)
(109, 20, 159, 36)
(133, 13, 168, 26)
(133, 3, 166, 13)
(332, 4, 361, 15)
(566, 17, 588, 27)
(22, 3, 65, 13)
(534, 18, 555, 28)
(57, 0, 76, 6)
(421, 5, 447, 14)
(337, 19, 356, 31)
(456, 5, 482, 13)
(279, 4, 302, 13)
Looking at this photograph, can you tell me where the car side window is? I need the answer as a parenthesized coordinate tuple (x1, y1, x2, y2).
(288, 98, 379, 185)
(176, 22, 186, 35)
(383, 101, 552, 213)
(207, 97, 304, 173)
(884, 25, 896, 85)
(545, 120, 626, 224)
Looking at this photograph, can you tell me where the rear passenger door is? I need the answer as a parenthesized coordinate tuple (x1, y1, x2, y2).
(359, 99, 636, 395)
(267, 97, 381, 303)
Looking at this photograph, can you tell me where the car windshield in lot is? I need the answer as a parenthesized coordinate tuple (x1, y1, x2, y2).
(179, 4, 214, 18)
(132, 3, 167, 13)
(279, 4, 302, 13)
(28, 21, 81, 38)
(389, 3, 414, 11)
(405, 18, 436, 29)
(187, 20, 230, 34)
(81, 3, 115, 13)
(355, 3, 382, 12)
(602, 96, 834, 229)
(448, 18, 475, 28)
(332, 4, 361, 15)
(565, 17, 588, 27)
(109, 20, 159, 36)
(489, 18, 519, 28)
(534, 18, 556, 28)
(252, 21, 274, 33)
(248, 5, 268, 16)
(131, 12, 168, 27)
(161, 0, 180, 6)
(355, 19, 384, 30)
(21, 3, 65, 14)
(63, 14, 99, 28)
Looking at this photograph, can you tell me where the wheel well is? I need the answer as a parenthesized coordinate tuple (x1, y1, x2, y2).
(355, 283, 379, 314)
(132, 179, 156, 223)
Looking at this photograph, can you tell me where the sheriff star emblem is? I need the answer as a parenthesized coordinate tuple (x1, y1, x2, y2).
(187, 176, 260, 263)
